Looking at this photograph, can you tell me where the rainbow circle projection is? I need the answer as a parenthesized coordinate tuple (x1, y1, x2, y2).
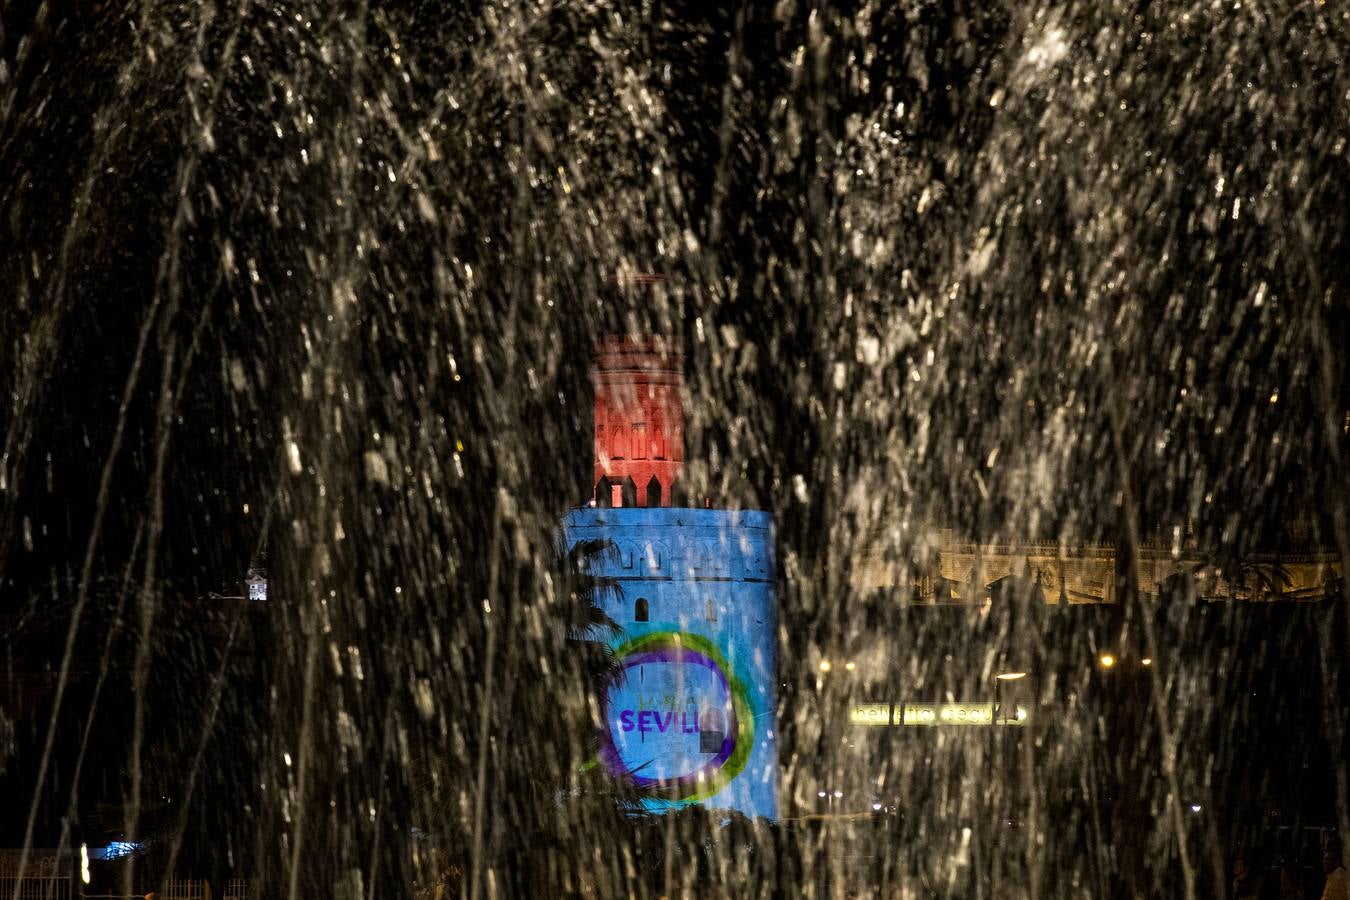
(598, 631, 755, 803)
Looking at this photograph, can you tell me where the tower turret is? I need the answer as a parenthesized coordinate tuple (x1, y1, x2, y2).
(592, 335, 684, 507)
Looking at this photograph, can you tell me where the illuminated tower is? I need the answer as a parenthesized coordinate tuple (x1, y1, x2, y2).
(591, 335, 684, 508)
(563, 332, 779, 820)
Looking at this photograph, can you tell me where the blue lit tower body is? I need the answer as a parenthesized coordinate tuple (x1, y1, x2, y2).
(561, 337, 778, 819)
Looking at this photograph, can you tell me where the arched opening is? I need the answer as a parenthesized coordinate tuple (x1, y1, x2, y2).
(632, 422, 647, 459)
(621, 477, 637, 507)
(645, 475, 662, 507)
(669, 480, 690, 508)
(612, 426, 628, 460)
(634, 598, 649, 622)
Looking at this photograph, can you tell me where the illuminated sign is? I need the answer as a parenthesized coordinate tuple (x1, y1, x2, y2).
(904, 702, 993, 725)
(841, 702, 1029, 727)
(599, 631, 753, 802)
(849, 703, 892, 726)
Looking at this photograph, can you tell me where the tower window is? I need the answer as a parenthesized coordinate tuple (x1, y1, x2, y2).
(634, 598, 649, 622)
(646, 476, 662, 507)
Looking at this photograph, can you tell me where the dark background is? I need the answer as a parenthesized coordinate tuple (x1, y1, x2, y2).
(2, 1, 1347, 895)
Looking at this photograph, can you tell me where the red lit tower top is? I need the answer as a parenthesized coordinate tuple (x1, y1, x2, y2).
(592, 335, 683, 507)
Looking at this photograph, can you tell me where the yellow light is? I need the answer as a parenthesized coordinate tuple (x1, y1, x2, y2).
(1141, 658, 1153, 666)
(819, 659, 832, 673)
(995, 671, 1027, 681)
(1099, 654, 1116, 669)
(844, 661, 857, 671)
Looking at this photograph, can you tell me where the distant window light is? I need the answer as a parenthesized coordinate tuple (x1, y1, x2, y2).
(246, 565, 268, 602)
(635, 598, 649, 622)
(92, 841, 143, 860)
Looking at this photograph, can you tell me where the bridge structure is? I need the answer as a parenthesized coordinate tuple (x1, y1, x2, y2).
(853, 530, 1343, 604)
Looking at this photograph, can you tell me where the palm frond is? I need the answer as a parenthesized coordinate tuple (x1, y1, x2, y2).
(567, 602, 621, 637)
(564, 537, 618, 570)
(579, 574, 625, 607)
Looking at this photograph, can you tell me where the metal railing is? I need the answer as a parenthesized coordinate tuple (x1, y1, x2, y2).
(160, 880, 212, 900)
(0, 853, 72, 900)
(0, 881, 71, 900)
(81, 880, 215, 900)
